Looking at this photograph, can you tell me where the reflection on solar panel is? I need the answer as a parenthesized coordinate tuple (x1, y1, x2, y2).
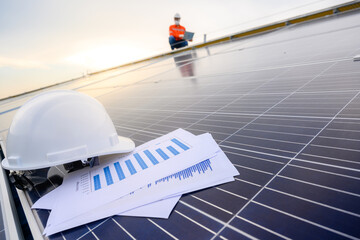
(1, 8, 360, 240)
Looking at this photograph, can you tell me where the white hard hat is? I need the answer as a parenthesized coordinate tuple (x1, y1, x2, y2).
(174, 13, 181, 19)
(2, 90, 135, 171)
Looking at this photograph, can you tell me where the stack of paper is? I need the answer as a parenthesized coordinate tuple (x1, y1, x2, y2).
(33, 129, 239, 236)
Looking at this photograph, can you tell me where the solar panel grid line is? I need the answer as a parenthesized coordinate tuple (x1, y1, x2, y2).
(301, 82, 360, 89)
(310, 143, 360, 153)
(294, 159, 359, 174)
(213, 90, 360, 238)
(190, 195, 233, 215)
(300, 152, 360, 164)
(178, 200, 264, 240)
(318, 135, 360, 142)
(218, 235, 228, 240)
(174, 210, 217, 235)
(85, 225, 100, 240)
(300, 153, 358, 169)
(207, 56, 350, 77)
(223, 149, 286, 165)
(115, 125, 163, 136)
(57, 232, 65, 240)
(268, 105, 352, 110)
(188, 88, 360, 97)
(123, 134, 158, 144)
(251, 201, 359, 240)
(117, 118, 166, 130)
(265, 186, 360, 218)
(328, 118, 360, 125)
(77, 218, 110, 240)
(252, 116, 329, 124)
(147, 219, 179, 240)
(215, 187, 248, 201)
(107, 107, 360, 121)
(222, 140, 298, 155)
(111, 218, 136, 240)
(232, 164, 274, 176)
(163, 119, 242, 131)
(289, 161, 360, 179)
(234, 178, 262, 188)
(278, 175, 360, 198)
(243, 128, 316, 138)
(229, 133, 308, 146)
(300, 152, 358, 168)
(235, 216, 291, 240)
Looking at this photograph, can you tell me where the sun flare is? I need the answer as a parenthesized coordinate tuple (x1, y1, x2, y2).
(65, 44, 145, 70)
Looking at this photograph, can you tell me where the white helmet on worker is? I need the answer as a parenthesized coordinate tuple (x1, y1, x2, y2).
(174, 13, 181, 19)
(2, 90, 135, 171)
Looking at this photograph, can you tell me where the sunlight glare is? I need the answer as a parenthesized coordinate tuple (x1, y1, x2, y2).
(64, 44, 147, 71)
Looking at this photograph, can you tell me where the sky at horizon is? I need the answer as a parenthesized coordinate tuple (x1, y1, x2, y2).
(0, 0, 352, 99)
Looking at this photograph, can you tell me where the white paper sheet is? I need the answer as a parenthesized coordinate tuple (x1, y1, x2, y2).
(44, 146, 238, 235)
(45, 130, 218, 233)
(33, 186, 182, 218)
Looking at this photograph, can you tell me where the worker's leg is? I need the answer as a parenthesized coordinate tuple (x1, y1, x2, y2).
(169, 36, 176, 50)
(172, 40, 188, 49)
(178, 40, 188, 48)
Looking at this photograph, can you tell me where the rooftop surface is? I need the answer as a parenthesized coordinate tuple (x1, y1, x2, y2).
(1, 6, 360, 240)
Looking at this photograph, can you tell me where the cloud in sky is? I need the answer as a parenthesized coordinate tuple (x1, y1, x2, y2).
(0, 56, 46, 69)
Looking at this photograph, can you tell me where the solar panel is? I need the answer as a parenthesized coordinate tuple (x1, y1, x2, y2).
(0, 204, 5, 239)
(1, 9, 360, 240)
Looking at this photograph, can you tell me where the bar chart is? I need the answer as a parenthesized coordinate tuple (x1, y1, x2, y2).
(90, 137, 191, 191)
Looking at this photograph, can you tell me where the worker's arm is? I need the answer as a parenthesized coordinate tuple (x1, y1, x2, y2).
(169, 26, 180, 39)
(169, 26, 174, 37)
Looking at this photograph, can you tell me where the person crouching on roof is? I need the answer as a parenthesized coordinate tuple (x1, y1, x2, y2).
(169, 13, 188, 50)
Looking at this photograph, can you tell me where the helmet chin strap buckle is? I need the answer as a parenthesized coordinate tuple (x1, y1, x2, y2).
(9, 171, 34, 191)
(64, 156, 99, 172)
(81, 156, 99, 168)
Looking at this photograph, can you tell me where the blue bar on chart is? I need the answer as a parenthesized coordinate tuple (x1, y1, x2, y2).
(94, 175, 101, 191)
(104, 166, 114, 185)
(114, 162, 125, 181)
(167, 146, 179, 155)
(144, 150, 159, 165)
(156, 148, 169, 160)
(134, 153, 148, 169)
(125, 160, 137, 175)
(171, 138, 190, 150)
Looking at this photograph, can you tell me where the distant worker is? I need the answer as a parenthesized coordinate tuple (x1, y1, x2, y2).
(169, 13, 190, 50)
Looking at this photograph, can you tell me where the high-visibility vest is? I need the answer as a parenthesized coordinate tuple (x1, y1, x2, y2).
(169, 24, 186, 41)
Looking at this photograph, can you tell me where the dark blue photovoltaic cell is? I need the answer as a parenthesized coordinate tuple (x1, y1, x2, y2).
(239, 202, 351, 239)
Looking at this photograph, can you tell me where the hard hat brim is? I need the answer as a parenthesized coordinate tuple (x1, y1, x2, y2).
(1, 136, 135, 171)
(102, 135, 136, 155)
